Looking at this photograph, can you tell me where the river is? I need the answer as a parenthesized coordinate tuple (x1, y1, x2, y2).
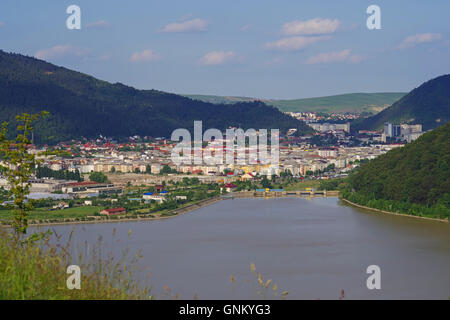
(34, 197, 450, 299)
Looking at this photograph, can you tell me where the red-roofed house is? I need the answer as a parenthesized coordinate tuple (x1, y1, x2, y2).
(224, 183, 238, 192)
(100, 207, 126, 216)
(240, 172, 254, 181)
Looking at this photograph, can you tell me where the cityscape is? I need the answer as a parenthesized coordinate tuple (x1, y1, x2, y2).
(0, 0, 449, 310)
(1, 120, 412, 199)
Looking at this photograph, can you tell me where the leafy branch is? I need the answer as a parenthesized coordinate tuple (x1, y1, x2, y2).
(0, 111, 48, 235)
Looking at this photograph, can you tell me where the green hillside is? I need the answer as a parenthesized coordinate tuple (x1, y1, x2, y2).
(184, 92, 406, 114)
(352, 75, 450, 131)
(342, 122, 450, 219)
(0, 50, 313, 144)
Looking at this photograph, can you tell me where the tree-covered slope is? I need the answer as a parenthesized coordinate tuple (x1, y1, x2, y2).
(352, 75, 450, 131)
(343, 122, 450, 218)
(0, 50, 312, 144)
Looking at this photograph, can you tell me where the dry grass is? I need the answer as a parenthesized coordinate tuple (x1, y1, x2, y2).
(0, 229, 151, 299)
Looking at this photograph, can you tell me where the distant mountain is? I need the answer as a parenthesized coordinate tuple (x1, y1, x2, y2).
(183, 92, 406, 114)
(352, 75, 450, 131)
(342, 122, 450, 219)
(0, 50, 313, 144)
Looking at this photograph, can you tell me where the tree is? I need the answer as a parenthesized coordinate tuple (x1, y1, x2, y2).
(261, 175, 272, 189)
(89, 172, 109, 183)
(160, 164, 175, 174)
(145, 164, 151, 174)
(0, 111, 48, 235)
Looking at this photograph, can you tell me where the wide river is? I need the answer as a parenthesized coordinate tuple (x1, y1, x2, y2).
(34, 197, 450, 299)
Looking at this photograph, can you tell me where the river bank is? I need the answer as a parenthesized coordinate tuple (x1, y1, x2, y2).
(0, 196, 224, 228)
(0, 190, 341, 228)
(340, 197, 449, 223)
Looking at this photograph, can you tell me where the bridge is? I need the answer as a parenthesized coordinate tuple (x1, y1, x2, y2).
(223, 189, 339, 199)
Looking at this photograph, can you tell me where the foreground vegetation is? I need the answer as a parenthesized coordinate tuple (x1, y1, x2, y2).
(0, 228, 151, 299)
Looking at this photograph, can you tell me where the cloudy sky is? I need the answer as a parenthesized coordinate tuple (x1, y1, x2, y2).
(1, 0, 449, 98)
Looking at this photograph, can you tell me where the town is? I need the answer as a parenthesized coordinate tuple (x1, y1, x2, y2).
(0, 117, 425, 225)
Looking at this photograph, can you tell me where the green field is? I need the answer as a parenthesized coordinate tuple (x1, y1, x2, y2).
(183, 92, 406, 114)
(283, 180, 321, 191)
(0, 206, 105, 222)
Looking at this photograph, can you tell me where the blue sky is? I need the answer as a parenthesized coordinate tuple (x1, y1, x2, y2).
(1, 0, 449, 98)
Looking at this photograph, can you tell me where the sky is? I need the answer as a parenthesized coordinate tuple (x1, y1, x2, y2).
(0, 0, 449, 99)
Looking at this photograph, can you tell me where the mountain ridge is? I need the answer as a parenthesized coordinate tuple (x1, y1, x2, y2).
(352, 74, 450, 131)
(0, 50, 313, 144)
(183, 92, 406, 114)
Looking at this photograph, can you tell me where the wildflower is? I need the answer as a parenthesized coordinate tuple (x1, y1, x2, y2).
(257, 273, 263, 286)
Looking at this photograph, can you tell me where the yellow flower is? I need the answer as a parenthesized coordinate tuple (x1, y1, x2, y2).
(250, 263, 256, 273)
(273, 283, 277, 291)
(265, 279, 272, 288)
(230, 275, 235, 283)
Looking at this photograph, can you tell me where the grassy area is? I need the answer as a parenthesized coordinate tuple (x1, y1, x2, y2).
(183, 92, 406, 113)
(0, 193, 218, 225)
(0, 206, 105, 223)
(271, 92, 405, 113)
(283, 180, 321, 191)
(0, 229, 150, 299)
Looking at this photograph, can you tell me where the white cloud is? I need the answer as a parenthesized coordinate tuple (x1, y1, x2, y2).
(162, 18, 208, 33)
(398, 33, 443, 49)
(199, 51, 236, 65)
(130, 49, 160, 62)
(265, 36, 328, 52)
(306, 49, 363, 64)
(282, 18, 340, 35)
(35, 45, 88, 60)
(86, 20, 110, 29)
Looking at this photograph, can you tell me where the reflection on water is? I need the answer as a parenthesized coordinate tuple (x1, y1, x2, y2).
(34, 197, 450, 299)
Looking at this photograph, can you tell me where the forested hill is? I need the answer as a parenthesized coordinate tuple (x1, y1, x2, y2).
(0, 50, 313, 144)
(352, 74, 450, 131)
(343, 122, 450, 219)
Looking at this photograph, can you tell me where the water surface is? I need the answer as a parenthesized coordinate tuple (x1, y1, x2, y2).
(36, 197, 450, 299)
